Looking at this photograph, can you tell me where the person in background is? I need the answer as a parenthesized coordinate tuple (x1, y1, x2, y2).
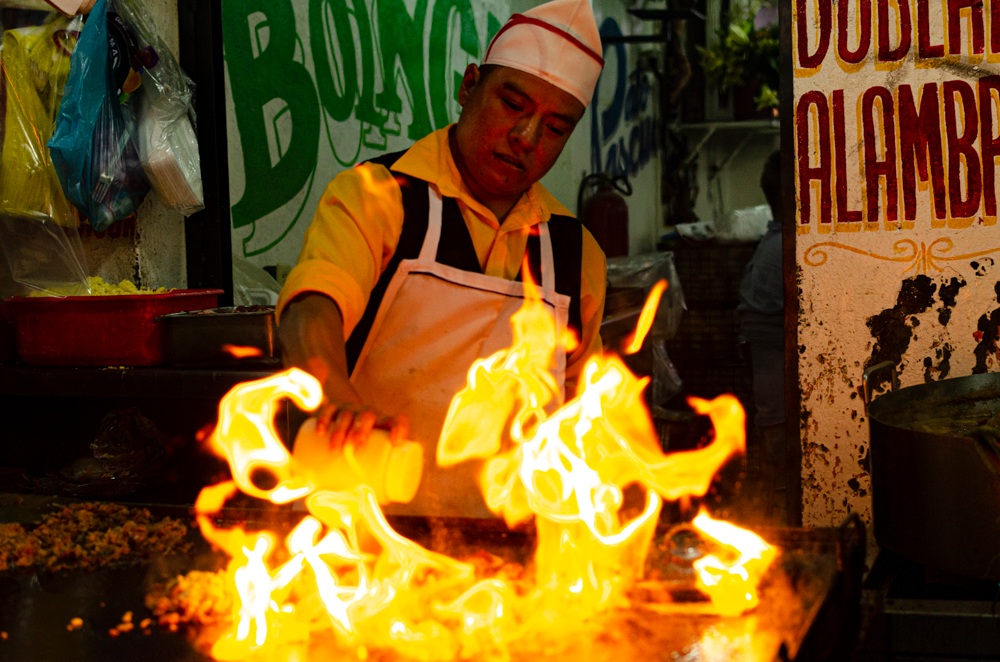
(737, 149, 785, 522)
(276, 0, 608, 518)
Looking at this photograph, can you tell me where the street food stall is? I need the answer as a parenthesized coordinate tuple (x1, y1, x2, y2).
(4, 0, 1000, 660)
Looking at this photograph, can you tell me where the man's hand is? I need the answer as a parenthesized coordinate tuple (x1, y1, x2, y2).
(311, 403, 411, 451)
(279, 293, 409, 447)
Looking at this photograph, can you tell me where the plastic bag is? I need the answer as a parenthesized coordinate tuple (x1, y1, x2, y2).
(716, 203, 772, 244)
(48, 0, 150, 231)
(232, 256, 281, 306)
(114, 0, 204, 215)
(606, 252, 687, 407)
(0, 14, 82, 228)
(0, 210, 90, 297)
(606, 252, 686, 341)
(0, 14, 90, 298)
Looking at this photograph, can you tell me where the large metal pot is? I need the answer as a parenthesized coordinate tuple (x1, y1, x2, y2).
(865, 362, 1000, 580)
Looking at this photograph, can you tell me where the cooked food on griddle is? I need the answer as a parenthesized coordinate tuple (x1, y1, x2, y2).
(0, 501, 190, 573)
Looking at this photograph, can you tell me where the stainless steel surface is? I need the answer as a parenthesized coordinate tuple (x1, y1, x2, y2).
(866, 366, 1000, 581)
(857, 550, 1000, 660)
(159, 307, 280, 368)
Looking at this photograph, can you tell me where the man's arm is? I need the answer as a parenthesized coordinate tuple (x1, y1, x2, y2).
(279, 292, 409, 444)
(275, 164, 409, 443)
(278, 292, 362, 408)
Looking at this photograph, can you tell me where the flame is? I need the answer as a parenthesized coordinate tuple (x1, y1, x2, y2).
(624, 278, 667, 354)
(437, 274, 766, 616)
(194, 273, 776, 659)
(438, 274, 561, 467)
(208, 368, 322, 503)
(223, 344, 265, 359)
(691, 510, 777, 617)
(198, 368, 497, 660)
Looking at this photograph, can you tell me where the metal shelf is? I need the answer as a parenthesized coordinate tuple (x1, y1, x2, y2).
(674, 119, 780, 177)
(677, 119, 780, 132)
(628, 8, 706, 21)
(602, 7, 705, 45)
(0, 364, 279, 399)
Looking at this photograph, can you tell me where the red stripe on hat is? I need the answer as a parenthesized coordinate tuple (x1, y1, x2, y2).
(485, 14, 605, 68)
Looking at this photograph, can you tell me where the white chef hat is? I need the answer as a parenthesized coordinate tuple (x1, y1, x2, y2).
(482, 0, 604, 107)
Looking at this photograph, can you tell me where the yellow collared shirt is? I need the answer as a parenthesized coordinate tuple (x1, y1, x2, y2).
(277, 126, 607, 382)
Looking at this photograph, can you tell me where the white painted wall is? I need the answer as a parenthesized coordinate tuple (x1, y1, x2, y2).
(793, 1, 1000, 532)
(219, 0, 665, 273)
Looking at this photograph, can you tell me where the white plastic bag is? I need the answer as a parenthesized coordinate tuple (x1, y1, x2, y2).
(115, 0, 204, 215)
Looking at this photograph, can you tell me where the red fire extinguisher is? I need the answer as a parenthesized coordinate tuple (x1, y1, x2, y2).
(578, 173, 632, 258)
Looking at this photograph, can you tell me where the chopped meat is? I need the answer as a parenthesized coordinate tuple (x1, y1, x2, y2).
(0, 502, 190, 573)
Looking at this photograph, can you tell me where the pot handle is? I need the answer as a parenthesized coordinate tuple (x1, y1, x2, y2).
(862, 361, 899, 410)
(970, 428, 1000, 476)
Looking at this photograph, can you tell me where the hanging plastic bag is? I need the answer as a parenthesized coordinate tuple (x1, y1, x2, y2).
(0, 14, 83, 229)
(48, 0, 150, 231)
(0, 210, 90, 297)
(113, 0, 204, 215)
(606, 252, 688, 407)
(0, 14, 91, 297)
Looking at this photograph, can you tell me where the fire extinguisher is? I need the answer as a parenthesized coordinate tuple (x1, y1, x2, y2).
(577, 173, 632, 258)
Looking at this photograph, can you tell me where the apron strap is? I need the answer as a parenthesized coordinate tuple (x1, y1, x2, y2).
(538, 223, 556, 292)
(345, 167, 428, 373)
(437, 196, 483, 274)
(348, 168, 584, 370)
(519, 217, 582, 338)
(419, 188, 444, 261)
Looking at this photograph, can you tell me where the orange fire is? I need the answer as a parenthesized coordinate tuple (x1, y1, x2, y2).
(207, 368, 320, 503)
(691, 509, 778, 616)
(223, 344, 264, 359)
(195, 277, 776, 659)
(624, 278, 668, 354)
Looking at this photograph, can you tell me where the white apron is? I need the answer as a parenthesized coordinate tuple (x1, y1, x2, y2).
(350, 187, 570, 518)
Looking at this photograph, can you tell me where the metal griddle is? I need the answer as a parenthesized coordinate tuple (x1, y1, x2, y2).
(0, 495, 864, 662)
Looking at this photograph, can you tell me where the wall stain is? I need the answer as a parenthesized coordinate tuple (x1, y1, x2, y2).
(857, 443, 870, 474)
(935, 57, 995, 81)
(922, 344, 953, 381)
(866, 275, 968, 386)
(973, 281, 1000, 373)
(865, 275, 937, 379)
(938, 277, 964, 325)
(972, 258, 994, 277)
(939, 344, 952, 378)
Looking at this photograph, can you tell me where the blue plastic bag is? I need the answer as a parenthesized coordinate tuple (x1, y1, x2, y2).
(48, 0, 150, 231)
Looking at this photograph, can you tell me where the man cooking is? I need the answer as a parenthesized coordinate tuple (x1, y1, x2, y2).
(276, 0, 608, 518)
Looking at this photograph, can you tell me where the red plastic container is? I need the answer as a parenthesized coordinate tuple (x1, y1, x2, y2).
(4, 289, 223, 366)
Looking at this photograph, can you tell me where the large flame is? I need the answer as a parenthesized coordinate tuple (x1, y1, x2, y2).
(195, 274, 776, 659)
(437, 273, 756, 613)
